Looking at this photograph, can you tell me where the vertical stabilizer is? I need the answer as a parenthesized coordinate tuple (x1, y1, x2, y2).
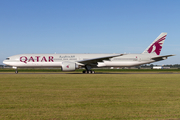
(142, 33, 167, 55)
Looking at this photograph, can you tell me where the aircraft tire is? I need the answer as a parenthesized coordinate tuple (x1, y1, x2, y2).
(82, 70, 95, 74)
(15, 70, 18, 74)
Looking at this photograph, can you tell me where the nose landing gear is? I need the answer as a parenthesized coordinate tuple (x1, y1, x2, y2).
(15, 70, 18, 74)
(12, 67, 18, 74)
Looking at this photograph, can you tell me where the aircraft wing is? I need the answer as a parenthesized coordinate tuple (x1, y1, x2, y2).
(151, 55, 175, 61)
(77, 54, 124, 65)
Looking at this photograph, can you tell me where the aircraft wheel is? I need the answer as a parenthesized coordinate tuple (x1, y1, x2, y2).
(15, 70, 18, 74)
(88, 70, 92, 74)
(82, 70, 95, 74)
(83, 70, 88, 74)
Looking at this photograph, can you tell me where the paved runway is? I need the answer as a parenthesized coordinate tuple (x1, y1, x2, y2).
(0, 72, 180, 74)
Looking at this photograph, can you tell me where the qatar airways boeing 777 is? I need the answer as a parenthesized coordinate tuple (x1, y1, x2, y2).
(3, 33, 174, 74)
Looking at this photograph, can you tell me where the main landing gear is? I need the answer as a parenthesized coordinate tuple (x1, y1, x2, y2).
(82, 70, 95, 74)
(82, 65, 95, 74)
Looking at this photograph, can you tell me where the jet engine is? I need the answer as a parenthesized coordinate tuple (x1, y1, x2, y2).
(61, 62, 77, 71)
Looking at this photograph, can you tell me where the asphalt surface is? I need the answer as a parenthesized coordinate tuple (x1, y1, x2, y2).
(0, 72, 180, 74)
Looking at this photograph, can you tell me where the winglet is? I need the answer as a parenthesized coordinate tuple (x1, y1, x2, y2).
(142, 33, 167, 55)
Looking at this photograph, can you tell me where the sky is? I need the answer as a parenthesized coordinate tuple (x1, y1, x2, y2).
(0, 0, 180, 65)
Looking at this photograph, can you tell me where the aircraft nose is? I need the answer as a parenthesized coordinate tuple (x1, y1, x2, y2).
(3, 60, 6, 64)
(3, 60, 8, 65)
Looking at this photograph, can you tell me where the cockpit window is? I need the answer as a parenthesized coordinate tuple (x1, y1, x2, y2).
(6, 58, 10, 60)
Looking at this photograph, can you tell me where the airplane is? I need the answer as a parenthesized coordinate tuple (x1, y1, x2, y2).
(3, 32, 174, 74)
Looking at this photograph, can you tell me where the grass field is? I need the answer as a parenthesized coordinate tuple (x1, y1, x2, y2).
(1, 74, 180, 119)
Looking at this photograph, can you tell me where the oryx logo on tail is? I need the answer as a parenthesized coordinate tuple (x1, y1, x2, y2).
(147, 35, 166, 55)
(142, 33, 167, 55)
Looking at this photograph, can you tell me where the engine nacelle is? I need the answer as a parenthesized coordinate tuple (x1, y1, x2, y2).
(61, 62, 77, 71)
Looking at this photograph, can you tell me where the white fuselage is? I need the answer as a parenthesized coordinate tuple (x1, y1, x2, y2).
(3, 53, 156, 68)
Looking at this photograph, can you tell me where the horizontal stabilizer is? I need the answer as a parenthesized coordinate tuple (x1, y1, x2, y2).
(151, 54, 175, 61)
